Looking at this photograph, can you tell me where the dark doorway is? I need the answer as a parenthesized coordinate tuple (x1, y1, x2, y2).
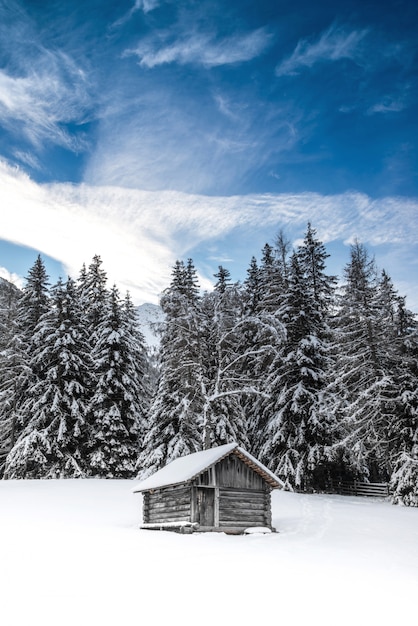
(197, 487, 215, 526)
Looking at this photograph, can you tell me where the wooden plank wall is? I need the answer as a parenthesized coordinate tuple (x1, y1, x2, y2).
(215, 455, 265, 490)
(143, 485, 192, 524)
(218, 488, 271, 528)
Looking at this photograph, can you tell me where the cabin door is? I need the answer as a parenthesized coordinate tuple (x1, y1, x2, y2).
(197, 487, 215, 526)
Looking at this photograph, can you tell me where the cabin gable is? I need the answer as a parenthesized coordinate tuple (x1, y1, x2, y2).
(215, 453, 267, 490)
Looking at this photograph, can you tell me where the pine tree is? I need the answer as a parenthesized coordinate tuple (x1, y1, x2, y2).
(2, 256, 51, 454)
(259, 250, 335, 491)
(137, 260, 203, 477)
(244, 239, 289, 456)
(243, 256, 261, 315)
(0, 279, 22, 472)
(18, 255, 50, 341)
(330, 242, 396, 480)
(78, 255, 109, 344)
(4, 277, 92, 478)
(386, 293, 418, 505)
(199, 282, 250, 449)
(297, 223, 336, 311)
(213, 265, 231, 294)
(122, 292, 152, 457)
(88, 285, 145, 478)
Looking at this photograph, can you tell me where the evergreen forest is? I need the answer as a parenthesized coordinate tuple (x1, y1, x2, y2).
(0, 225, 417, 506)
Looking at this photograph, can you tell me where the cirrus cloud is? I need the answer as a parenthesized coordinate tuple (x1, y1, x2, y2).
(126, 27, 272, 68)
(2, 159, 418, 308)
(276, 24, 368, 76)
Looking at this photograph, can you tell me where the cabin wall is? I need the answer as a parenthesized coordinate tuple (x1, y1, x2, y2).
(215, 455, 266, 490)
(143, 484, 192, 524)
(215, 455, 272, 528)
(218, 487, 272, 529)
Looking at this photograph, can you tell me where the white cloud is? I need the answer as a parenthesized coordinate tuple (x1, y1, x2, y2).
(0, 46, 93, 152)
(127, 27, 271, 68)
(276, 24, 368, 76)
(134, 0, 160, 13)
(2, 159, 418, 308)
(111, 0, 160, 29)
(368, 97, 406, 114)
(83, 84, 300, 196)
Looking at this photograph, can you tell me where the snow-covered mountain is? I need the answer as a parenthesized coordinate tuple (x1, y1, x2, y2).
(0, 277, 20, 321)
(136, 302, 164, 348)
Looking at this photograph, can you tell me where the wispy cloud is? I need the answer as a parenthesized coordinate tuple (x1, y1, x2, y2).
(0, 50, 93, 152)
(111, 0, 160, 29)
(2, 159, 418, 307)
(12, 150, 43, 171)
(368, 95, 407, 114)
(0, 1, 95, 155)
(126, 27, 271, 68)
(83, 79, 301, 196)
(276, 24, 368, 76)
(134, 0, 160, 13)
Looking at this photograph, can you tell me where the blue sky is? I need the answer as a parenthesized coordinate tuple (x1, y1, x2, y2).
(1, 0, 417, 308)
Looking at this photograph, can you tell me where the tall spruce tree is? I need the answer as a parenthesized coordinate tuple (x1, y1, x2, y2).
(4, 277, 92, 478)
(245, 239, 289, 456)
(383, 286, 418, 505)
(330, 242, 396, 480)
(0, 279, 22, 472)
(258, 252, 333, 490)
(78, 255, 109, 345)
(2, 256, 51, 460)
(137, 260, 203, 477)
(88, 285, 145, 478)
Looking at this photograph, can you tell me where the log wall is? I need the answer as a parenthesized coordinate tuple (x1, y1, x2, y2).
(218, 487, 272, 529)
(143, 485, 192, 524)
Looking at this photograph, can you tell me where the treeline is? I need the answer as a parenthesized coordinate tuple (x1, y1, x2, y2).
(0, 256, 151, 479)
(139, 224, 418, 505)
(0, 225, 417, 505)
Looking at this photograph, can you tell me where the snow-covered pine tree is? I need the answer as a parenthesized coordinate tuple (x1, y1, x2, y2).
(199, 274, 250, 449)
(87, 285, 145, 478)
(1, 256, 51, 458)
(4, 277, 92, 478)
(0, 279, 22, 473)
(199, 261, 285, 454)
(243, 256, 261, 315)
(330, 242, 396, 481)
(258, 243, 283, 313)
(78, 255, 109, 345)
(122, 291, 152, 458)
(259, 249, 334, 491)
(385, 290, 418, 505)
(297, 223, 336, 311)
(137, 260, 203, 477)
(213, 265, 232, 294)
(18, 255, 50, 341)
(246, 233, 295, 454)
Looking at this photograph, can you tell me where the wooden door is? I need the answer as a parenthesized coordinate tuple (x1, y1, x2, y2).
(197, 488, 215, 526)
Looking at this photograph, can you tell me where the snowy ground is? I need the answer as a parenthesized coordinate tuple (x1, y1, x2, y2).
(1, 480, 417, 626)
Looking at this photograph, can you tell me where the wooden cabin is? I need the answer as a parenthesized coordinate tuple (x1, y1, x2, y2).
(133, 443, 283, 533)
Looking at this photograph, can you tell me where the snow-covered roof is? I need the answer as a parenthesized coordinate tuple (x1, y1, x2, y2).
(132, 443, 284, 492)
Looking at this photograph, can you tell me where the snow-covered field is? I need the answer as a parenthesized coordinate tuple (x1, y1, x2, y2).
(1, 480, 417, 626)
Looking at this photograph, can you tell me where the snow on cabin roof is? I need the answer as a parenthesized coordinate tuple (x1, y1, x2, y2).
(132, 443, 284, 492)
